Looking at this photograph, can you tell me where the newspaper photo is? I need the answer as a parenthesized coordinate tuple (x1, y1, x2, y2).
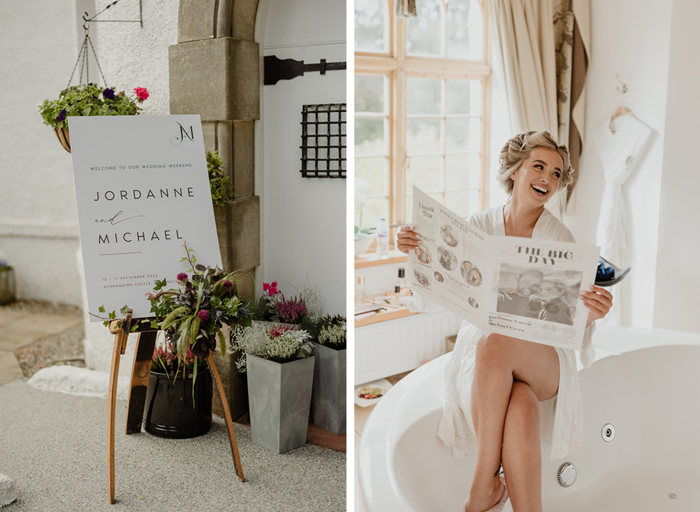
(407, 187, 600, 350)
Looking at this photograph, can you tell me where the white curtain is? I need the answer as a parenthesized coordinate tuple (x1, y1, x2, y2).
(489, 0, 559, 138)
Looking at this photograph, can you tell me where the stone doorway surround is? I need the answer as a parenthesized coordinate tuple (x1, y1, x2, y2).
(168, 0, 261, 420)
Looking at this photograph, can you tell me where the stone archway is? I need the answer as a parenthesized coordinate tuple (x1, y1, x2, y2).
(169, 0, 261, 300)
(168, 0, 261, 419)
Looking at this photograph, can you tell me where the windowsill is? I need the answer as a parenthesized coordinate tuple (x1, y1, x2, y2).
(354, 249, 408, 269)
(355, 299, 418, 327)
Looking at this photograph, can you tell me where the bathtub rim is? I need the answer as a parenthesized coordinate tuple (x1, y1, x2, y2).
(357, 325, 700, 512)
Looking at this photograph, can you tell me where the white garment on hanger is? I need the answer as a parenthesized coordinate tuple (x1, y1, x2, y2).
(592, 112, 651, 325)
(593, 112, 651, 258)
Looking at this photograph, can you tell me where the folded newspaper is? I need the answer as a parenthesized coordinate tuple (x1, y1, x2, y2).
(408, 187, 600, 350)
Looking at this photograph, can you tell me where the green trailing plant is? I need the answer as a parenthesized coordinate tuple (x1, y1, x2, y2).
(38, 83, 149, 130)
(207, 151, 234, 211)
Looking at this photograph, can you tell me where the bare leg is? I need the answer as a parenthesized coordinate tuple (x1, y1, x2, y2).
(465, 334, 559, 512)
(502, 381, 543, 512)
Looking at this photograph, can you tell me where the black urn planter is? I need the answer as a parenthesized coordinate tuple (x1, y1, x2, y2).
(142, 369, 213, 439)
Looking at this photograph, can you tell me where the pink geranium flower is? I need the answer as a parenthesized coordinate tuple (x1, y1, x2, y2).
(134, 87, 149, 102)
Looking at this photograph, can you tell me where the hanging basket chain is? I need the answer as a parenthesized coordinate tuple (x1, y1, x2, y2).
(86, 32, 108, 86)
(66, 16, 110, 89)
(65, 34, 89, 90)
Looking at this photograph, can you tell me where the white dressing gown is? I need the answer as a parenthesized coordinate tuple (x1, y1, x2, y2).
(592, 113, 651, 325)
(413, 205, 596, 461)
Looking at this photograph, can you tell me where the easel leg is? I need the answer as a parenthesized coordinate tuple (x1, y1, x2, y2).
(107, 332, 123, 504)
(125, 330, 158, 434)
(207, 353, 245, 482)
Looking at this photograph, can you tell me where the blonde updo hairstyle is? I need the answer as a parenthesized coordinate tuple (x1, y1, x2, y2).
(496, 131, 574, 196)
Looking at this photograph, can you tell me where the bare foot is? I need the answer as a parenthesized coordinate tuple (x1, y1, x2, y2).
(463, 475, 504, 512)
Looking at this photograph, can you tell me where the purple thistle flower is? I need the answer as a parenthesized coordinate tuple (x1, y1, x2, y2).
(222, 280, 233, 290)
(177, 272, 188, 282)
(197, 310, 210, 322)
(56, 109, 67, 122)
(103, 88, 115, 100)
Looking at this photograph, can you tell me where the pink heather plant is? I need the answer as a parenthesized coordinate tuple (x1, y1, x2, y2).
(274, 295, 308, 324)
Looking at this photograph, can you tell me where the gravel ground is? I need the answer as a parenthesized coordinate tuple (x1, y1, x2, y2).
(1, 300, 86, 378)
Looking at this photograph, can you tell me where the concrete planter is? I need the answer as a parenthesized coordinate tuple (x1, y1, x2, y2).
(310, 343, 346, 435)
(247, 354, 315, 453)
(0, 269, 16, 305)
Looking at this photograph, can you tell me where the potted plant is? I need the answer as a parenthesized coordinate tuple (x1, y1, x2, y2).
(230, 323, 314, 453)
(37, 83, 149, 152)
(143, 336, 213, 438)
(303, 314, 347, 435)
(139, 243, 251, 438)
(250, 281, 308, 329)
(0, 259, 15, 305)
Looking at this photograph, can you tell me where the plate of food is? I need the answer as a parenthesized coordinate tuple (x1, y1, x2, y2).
(354, 379, 393, 407)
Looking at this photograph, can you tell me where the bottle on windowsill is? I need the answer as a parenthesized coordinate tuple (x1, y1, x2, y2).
(397, 267, 412, 305)
(376, 217, 389, 258)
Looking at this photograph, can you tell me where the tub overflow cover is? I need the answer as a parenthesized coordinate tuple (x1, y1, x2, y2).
(557, 462, 577, 487)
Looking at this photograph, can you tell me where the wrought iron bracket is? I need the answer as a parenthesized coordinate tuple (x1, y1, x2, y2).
(264, 55, 347, 86)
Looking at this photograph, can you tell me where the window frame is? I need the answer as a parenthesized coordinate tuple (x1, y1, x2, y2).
(355, 0, 492, 243)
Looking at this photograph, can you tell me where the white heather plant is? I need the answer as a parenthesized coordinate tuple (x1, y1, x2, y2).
(317, 323, 347, 350)
(230, 323, 313, 372)
(292, 278, 324, 321)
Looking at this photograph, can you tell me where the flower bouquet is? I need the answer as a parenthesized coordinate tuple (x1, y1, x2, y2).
(145, 244, 251, 379)
(37, 83, 149, 152)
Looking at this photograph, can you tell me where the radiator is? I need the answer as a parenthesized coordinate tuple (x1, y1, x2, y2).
(355, 309, 463, 385)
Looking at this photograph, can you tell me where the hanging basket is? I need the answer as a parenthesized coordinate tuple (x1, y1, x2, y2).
(54, 127, 71, 153)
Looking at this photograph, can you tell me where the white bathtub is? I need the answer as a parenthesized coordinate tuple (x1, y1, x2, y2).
(359, 327, 700, 511)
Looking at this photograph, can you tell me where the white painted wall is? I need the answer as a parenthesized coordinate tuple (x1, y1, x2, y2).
(653, 0, 700, 333)
(92, 0, 178, 117)
(257, 0, 347, 316)
(566, 0, 673, 328)
(0, 0, 82, 305)
(0, 0, 177, 308)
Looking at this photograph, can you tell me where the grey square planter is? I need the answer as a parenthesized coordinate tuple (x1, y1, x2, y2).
(310, 343, 346, 435)
(246, 354, 315, 453)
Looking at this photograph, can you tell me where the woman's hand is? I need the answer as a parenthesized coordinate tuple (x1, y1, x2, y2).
(396, 225, 422, 254)
(580, 285, 613, 326)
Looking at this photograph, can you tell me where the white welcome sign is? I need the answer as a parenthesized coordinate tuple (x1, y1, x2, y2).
(69, 115, 222, 320)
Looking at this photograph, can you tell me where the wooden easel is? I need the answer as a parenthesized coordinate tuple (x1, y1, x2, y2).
(107, 310, 244, 504)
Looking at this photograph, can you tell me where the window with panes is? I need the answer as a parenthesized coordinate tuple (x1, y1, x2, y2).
(355, 0, 490, 242)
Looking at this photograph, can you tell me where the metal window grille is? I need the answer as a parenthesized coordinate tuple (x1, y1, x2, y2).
(300, 104, 346, 179)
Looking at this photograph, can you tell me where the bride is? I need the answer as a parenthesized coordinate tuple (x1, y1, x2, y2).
(397, 131, 613, 512)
